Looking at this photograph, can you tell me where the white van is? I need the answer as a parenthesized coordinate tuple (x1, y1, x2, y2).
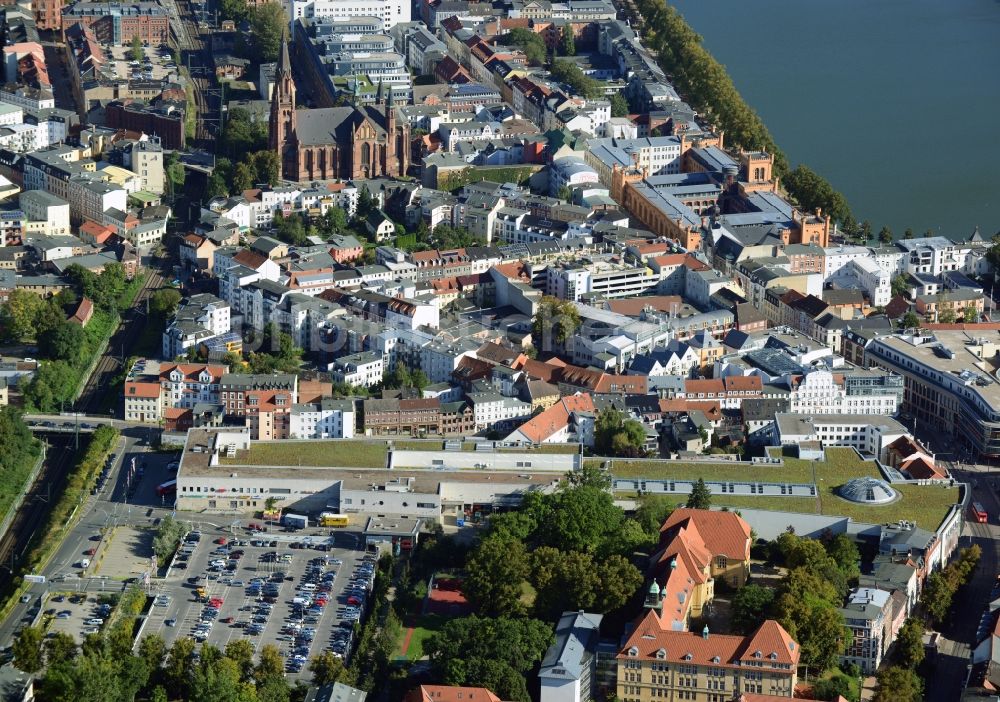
(80, 558, 90, 568)
(300, 583, 317, 591)
(85, 618, 104, 626)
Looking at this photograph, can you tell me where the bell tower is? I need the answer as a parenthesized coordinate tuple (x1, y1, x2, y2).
(269, 39, 296, 164)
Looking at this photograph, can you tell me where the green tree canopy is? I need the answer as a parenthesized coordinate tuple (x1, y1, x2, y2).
(893, 617, 925, 670)
(872, 666, 922, 702)
(248, 3, 286, 63)
(531, 296, 581, 351)
(686, 478, 712, 509)
(13, 626, 44, 673)
(549, 59, 603, 99)
(559, 25, 575, 56)
(463, 534, 530, 616)
(609, 93, 629, 117)
(730, 584, 775, 634)
(594, 407, 648, 458)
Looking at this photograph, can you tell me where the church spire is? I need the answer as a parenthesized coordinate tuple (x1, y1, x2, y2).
(278, 37, 292, 79)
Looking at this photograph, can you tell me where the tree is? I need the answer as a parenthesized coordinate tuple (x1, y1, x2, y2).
(686, 478, 711, 509)
(557, 185, 573, 203)
(163, 637, 197, 699)
(964, 305, 980, 323)
(824, 533, 860, 583)
(531, 296, 581, 351)
(549, 59, 603, 100)
(136, 634, 167, 675)
(872, 666, 922, 702)
(813, 672, 858, 702)
(219, 0, 248, 22)
(248, 3, 286, 63)
(730, 584, 775, 634)
(877, 225, 893, 243)
(899, 311, 920, 330)
(129, 35, 144, 63)
(632, 494, 675, 534)
(40, 321, 86, 362)
(921, 570, 953, 625)
(594, 408, 647, 458)
(890, 274, 910, 298)
(463, 534, 530, 616)
(903, 227, 914, 239)
(986, 233, 1000, 272)
(250, 150, 281, 186)
(232, 162, 255, 194)
(24, 360, 78, 412)
(559, 25, 575, 55)
(224, 639, 256, 682)
(425, 615, 554, 702)
(190, 655, 246, 702)
(938, 307, 957, 324)
(893, 617, 925, 670)
(255, 645, 285, 686)
(44, 632, 77, 665)
(504, 28, 546, 67)
(777, 598, 847, 673)
(536, 485, 624, 553)
(609, 93, 629, 118)
(859, 220, 873, 244)
(781, 164, 852, 225)
(12, 626, 43, 673)
(308, 651, 346, 686)
(1, 289, 48, 340)
(206, 172, 230, 201)
(149, 288, 182, 319)
(564, 464, 610, 490)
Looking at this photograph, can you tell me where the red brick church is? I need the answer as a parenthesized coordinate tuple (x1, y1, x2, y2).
(269, 41, 409, 182)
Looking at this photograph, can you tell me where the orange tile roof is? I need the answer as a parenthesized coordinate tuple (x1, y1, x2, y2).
(619, 612, 799, 668)
(660, 508, 751, 561)
(406, 686, 502, 702)
(510, 393, 594, 443)
(125, 381, 160, 398)
(605, 295, 683, 316)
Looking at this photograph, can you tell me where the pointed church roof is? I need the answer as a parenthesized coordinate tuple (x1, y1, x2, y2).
(278, 38, 292, 77)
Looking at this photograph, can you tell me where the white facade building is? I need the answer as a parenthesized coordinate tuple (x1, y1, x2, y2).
(290, 399, 356, 439)
(291, 1, 410, 31)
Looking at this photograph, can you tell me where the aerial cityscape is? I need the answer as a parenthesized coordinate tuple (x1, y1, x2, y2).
(0, 0, 992, 700)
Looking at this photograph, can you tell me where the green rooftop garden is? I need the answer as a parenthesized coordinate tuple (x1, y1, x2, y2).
(221, 440, 389, 468)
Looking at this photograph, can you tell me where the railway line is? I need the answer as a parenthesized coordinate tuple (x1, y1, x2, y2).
(76, 267, 165, 415)
(0, 437, 79, 587)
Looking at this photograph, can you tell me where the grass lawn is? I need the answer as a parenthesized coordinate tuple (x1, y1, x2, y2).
(222, 440, 389, 468)
(597, 448, 881, 485)
(395, 614, 446, 661)
(686, 483, 959, 530)
(392, 440, 446, 451)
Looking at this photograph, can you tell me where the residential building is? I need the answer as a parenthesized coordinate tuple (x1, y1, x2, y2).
(330, 351, 384, 388)
(539, 612, 604, 702)
(772, 413, 907, 460)
(220, 373, 299, 440)
(290, 398, 356, 438)
(837, 587, 894, 676)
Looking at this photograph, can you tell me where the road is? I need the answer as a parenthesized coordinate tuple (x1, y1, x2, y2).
(76, 267, 165, 416)
(0, 428, 162, 646)
(926, 461, 1000, 701)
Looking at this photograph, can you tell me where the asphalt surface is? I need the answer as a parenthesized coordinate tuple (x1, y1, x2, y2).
(143, 530, 369, 680)
(0, 428, 168, 646)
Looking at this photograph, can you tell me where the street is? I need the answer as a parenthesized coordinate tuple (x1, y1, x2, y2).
(925, 460, 1000, 701)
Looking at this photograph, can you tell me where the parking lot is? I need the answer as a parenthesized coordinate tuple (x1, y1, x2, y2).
(107, 43, 178, 83)
(143, 528, 375, 678)
(45, 592, 114, 643)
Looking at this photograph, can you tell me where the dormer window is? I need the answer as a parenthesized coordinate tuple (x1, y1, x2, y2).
(769, 652, 777, 660)
(712, 656, 720, 663)
(628, 646, 638, 657)
(684, 653, 692, 661)
(753, 651, 761, 658)
(656, 649, 666, 659)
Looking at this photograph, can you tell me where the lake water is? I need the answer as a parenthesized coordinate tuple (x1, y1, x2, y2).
(668, 0, 1000, 238)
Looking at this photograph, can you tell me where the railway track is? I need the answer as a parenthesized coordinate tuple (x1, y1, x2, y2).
(0, 437, 78, 585)
(76, 268, 165, 415)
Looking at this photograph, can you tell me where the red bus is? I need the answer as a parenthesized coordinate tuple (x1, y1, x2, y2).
(156, 480, 177, 497)
(970, 501, 988, 523)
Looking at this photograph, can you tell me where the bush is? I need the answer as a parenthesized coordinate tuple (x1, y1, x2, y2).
(152, 516, 187, 567)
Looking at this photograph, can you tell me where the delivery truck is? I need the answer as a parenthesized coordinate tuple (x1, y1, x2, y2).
(283, 513, 308, 529)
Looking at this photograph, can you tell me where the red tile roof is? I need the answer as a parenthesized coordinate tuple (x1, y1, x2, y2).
(660, 508, 751, 561)
(620, 611, 799, 669)
(125, 381, 160, 398)
(159, 363, 226, 383)
(233, 249, 269, 270)
(511, 393, 593, 443)
(406, 686, 502, 702)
